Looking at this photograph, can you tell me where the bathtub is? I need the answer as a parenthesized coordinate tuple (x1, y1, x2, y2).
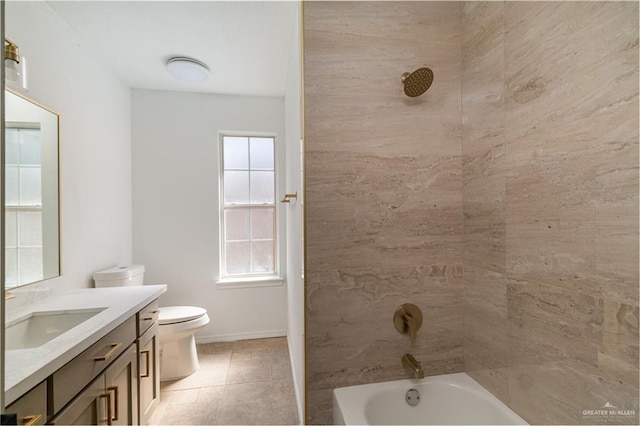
(333, 372, 529, 425)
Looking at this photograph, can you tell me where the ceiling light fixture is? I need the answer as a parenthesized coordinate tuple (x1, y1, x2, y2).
(166, 57, 210, 82)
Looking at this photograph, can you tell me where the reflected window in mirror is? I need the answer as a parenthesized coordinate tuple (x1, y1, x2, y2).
(6, 125, 44, 285)
(4, 90, 60, 288)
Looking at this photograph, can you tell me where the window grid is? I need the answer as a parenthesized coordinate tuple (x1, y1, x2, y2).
(221, 135, 276, 278)
(5, 127, 44, 286)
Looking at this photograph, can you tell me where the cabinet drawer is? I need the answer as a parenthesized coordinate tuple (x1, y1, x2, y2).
(6, 381, 46, 425)
(52, 316, 136, 414)
(137, 300, 159, 337)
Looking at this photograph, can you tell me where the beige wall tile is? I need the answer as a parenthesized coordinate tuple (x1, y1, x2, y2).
(306, 1, 638, 424)
(461, 0, 510, 409)
(304, 1, 463, 423)
(462, 1, 639, 424)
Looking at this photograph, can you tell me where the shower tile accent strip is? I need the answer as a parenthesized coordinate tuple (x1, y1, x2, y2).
(148, 338, 298, 425)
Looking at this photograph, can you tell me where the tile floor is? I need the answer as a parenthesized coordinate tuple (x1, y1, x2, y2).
(148, 337, 299, 425)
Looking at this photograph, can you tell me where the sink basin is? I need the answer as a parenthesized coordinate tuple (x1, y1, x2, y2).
(6, 308, 106, 350)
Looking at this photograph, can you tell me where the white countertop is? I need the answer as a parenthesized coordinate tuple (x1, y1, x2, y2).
(5, 285, 167, 405)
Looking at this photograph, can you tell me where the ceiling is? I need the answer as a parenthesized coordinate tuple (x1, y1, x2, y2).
(47, 1, 298, 97)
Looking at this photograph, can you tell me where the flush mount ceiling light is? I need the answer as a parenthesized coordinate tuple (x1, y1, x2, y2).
(166, 57, 210, 82)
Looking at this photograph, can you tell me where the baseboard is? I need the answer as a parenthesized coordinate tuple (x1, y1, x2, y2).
(195, 329, 286, 343)
(287, 335, 304, 425)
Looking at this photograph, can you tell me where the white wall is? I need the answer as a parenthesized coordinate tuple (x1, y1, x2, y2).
(284, 3, 305, 421)
(4, 1, 132, 314)
(131, 89, 287, 341)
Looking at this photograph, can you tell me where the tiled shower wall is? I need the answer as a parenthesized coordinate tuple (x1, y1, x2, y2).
(304, 2, 463, 423)
(305, 1, 638, 425)
(462, 2, 639, 425)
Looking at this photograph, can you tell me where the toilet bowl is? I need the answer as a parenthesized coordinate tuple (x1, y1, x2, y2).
(158, 306, 210, 380)
(93, 265, 210, 381)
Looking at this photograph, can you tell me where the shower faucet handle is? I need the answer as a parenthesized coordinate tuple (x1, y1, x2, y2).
(403, 314, 418, 341)
(393, 303, 423, 341)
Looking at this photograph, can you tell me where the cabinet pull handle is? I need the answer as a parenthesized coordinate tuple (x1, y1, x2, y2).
(21, 414, 42, 426)
(99, 392, 112, 425)
(142, 309, 160, 321)
(94, 343, 123, 362)
(107, 386, 119, 422)
(140, 349, 151, 378)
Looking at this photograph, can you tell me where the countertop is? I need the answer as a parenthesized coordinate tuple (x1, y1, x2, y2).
(5, 285, 167, 405)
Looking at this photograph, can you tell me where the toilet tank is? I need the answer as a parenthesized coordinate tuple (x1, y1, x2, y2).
(93, 265, 145, 288)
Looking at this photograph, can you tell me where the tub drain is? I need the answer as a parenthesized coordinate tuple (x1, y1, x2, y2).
(405, 388, 420, 407)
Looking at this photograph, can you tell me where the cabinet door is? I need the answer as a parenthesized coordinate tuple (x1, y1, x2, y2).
(105, 344, 139, 426)
(49, 379, 108, 425)
(5, 381, 47, 425)
(138, 322, 160, 425)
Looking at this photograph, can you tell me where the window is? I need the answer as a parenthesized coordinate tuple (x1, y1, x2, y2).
(220, 135, 277, 279)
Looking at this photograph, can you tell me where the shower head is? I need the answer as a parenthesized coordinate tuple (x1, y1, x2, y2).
(401, 67, 434, 97)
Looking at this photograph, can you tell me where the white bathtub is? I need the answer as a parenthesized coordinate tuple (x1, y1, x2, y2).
(333, 372, 529, 425)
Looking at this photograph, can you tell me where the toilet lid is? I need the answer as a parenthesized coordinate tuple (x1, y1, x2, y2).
(159, 306, 207, 325)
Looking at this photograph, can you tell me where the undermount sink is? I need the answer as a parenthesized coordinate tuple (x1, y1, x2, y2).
(6, 308, 106, 350)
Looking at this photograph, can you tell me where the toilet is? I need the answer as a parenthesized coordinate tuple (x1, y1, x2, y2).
(93, 265, 210, 381)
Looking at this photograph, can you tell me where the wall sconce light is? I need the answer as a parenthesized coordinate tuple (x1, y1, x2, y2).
(4, 38, 28, 91)
(4, 38, 21, 82)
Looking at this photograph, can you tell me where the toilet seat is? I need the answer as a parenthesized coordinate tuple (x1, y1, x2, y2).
(159, 306, 207, 325)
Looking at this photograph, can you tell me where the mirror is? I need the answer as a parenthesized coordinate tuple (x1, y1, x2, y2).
(4, 89, 60, 288)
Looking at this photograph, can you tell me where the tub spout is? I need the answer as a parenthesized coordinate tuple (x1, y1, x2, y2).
(402, 353, 424, 379)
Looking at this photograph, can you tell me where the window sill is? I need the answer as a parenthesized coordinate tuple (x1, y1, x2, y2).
(215, 275, 284, 289)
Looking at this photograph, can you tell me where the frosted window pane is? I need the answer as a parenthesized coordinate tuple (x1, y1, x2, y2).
(19, 212, 43, 246)
(251, 209, 274, 240)
(5, 212, 17, 247)
(224, 171, 249, 204)
(6, 129, 19, 165)
(224, 137, 249, 170)
(251, 241, 274, 273)
(6, 167, 19, 205)
(250, 171, 274, 204)
(225, 209, 250, 241)
(225, 241, 250, 274)
(20, 168, 42, 205)
(249, 138, 274, 170)
(5, 248, 17, 286)
(19, 247, 43, 284)
(20, 129, 42, 165)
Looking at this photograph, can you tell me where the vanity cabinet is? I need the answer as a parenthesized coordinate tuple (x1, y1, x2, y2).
(5, 381, 47, 425)
(5, 296, 163, 426)
(49, 344, 138, 425)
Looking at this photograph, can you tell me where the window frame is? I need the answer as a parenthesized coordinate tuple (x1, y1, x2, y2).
(217, 131, 283, 287)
